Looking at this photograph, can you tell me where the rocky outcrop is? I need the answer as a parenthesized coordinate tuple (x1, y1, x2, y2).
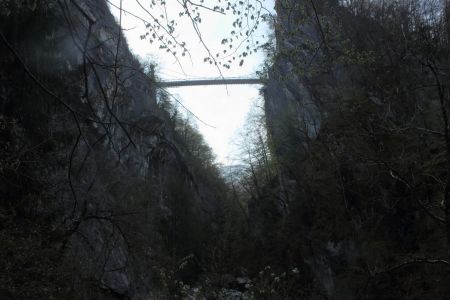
(0, 1, 221, 298)
(263, 1, 450, 299)
(262, 2, 337, 295)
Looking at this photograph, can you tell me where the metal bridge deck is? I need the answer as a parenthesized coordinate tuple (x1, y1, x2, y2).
(159, 77, 263, 88)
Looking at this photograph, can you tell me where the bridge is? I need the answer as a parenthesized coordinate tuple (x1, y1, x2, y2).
(159, 77, 263, 88)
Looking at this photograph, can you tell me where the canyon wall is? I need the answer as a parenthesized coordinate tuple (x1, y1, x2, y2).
(0, 1, 223, 298)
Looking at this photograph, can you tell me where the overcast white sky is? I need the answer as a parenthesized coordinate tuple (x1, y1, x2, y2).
(109, 0, 274, 165)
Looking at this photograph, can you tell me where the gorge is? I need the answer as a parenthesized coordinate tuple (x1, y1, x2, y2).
(1, 0, 450, 299)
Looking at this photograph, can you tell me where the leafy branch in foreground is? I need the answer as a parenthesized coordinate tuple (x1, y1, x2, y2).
(108, 0, 272, 72)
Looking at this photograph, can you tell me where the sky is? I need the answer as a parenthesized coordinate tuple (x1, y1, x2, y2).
(108, 0, 274, 165)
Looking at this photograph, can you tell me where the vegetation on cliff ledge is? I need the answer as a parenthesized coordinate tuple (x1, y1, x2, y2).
(2, 0, 450, 299)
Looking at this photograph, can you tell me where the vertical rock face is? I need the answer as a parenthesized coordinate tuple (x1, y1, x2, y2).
(0, 1, 153, 297)
(264, 0, 348, 156)
(264, 1, 324, 159)
(263, 1, 450, 299)
(263, 1, 339, 296)
(0, 1, 221, 298)
(262, 2, 329, 296)
(263, 0, 334, 220)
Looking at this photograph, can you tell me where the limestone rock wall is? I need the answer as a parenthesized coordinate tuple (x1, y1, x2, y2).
(0, 1, 218, 298)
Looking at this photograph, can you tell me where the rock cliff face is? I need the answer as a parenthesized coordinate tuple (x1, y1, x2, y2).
(262, 0, 342, 216)
(263, 1, 341, 296)
(0, 1, 221, 299)
(264, 1, 322, 152)
(262, 0, 450, 299)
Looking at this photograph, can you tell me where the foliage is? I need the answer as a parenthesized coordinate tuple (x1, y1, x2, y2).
(239, 266, 310, 299)
(241, 0, 450, 298)
(110, 0, 271, 70)
(5, 0, 450, 298)
(0, 89, 71, 299)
